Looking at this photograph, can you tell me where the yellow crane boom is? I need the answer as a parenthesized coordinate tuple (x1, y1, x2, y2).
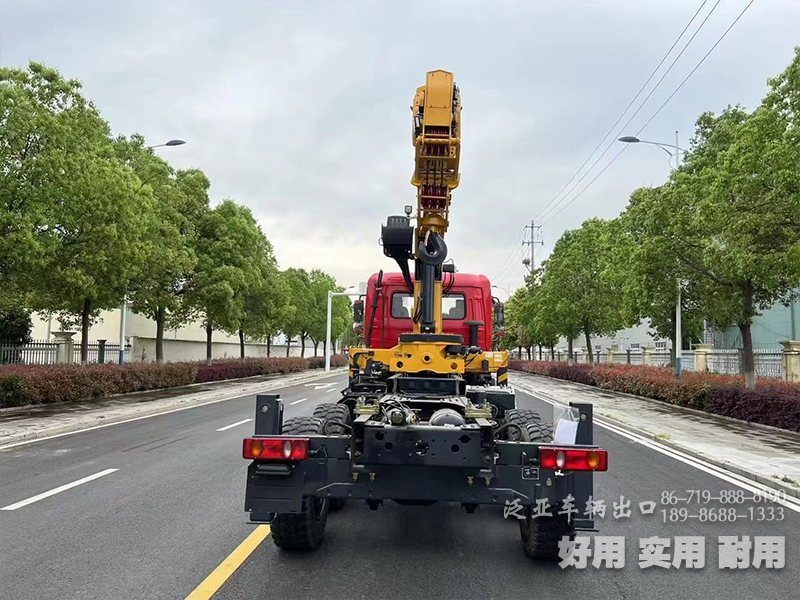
(410, 70, 461, 334)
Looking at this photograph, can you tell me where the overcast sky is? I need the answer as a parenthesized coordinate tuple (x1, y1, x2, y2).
(2, 0, 798, 295)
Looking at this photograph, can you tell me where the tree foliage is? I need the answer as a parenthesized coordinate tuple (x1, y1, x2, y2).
(183, 200, 267, 364)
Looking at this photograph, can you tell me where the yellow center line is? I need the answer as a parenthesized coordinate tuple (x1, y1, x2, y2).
(185, 525, 271, 600)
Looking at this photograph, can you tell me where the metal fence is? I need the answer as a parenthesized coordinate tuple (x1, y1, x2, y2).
(0, 339, 58, 365)
(73, 343, 130, 364)
(517, 347, 785, 379)
(0, 340, 131, 365)
(705, 348, 784, 379)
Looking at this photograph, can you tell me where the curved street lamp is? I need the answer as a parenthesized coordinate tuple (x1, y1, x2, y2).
(118, 138, 187, 363)
(618, 131, 686, 377)
(146, 139, 186, 150)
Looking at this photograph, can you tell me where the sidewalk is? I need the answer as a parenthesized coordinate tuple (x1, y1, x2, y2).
(0, 368, 347, 448)
(510, 371, 800, 499)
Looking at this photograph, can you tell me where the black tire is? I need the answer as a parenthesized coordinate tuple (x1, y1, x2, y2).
(311, 404, 351, 512)
(520, 512, 575, 560)
(312, 403, 351, 435)
(270, 416, 329, 551)
(503, 409, 553, 443)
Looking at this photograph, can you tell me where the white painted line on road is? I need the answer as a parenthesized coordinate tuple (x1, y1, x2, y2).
(326, 388, 338, 393)
(216, 418, 252, 432)
(304, 382, 336, 390)
(290, 398, 307, 405)
(1, 468, 118, 511)
(514, 385, 800, 514)
(0, 373, 348, 451)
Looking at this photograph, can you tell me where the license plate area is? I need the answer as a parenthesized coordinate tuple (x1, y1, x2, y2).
(357, 425, 488, 467)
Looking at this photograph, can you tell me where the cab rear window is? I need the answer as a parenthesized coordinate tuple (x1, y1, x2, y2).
(390, 292, 466, 320)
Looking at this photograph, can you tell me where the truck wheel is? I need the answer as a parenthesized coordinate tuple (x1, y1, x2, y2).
(503, 409, 553, 443)
(312, 403, 352, 435)
(311, 403, 351, 511)
(520, 512, 574, 560)
(270, 417, 329, 551)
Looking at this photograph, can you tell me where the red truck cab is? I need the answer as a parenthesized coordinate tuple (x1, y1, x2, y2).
(356, 272, 500, 350)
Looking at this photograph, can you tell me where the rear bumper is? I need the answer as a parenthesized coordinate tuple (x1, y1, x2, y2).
(243, 395, 599, 532)
(245, 436, 590, 517)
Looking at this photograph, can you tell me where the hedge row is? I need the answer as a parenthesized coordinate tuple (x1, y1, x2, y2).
(509, 360, 800, 432)
(0, 355, 350, 408)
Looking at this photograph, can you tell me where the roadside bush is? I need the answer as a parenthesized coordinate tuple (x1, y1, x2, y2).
(305, 355, 348, 369)
(0, 362, 197, 407)
(704, 385, 800, 431)
(509, 360, 593, 385)
(0, 356, 328, 408)
(195, 357, 306, 383)
(305, 356, 325, 369)
(509, 360, 800, 432)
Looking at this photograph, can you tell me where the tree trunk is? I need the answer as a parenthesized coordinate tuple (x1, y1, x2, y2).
(538, 346, 542, 361)
(517, 345, 522, 360)
(740, 323, 755, 388)
(285, 339, 291, 357)
(301, 334, 306, 358)
(155, 305, 165, 364)
(550, 345, 555, 361)
(239, 326, 245, 359)
(205, 320, 213, 366)
(267, 336, 271, 357)
(80, 298, 91, 365)
(567, 337, 574, 366)
(583, 323, 593, 366)
(332, 339, 336, 355)
(526, 346, 531, 360)
(740, 281, 756, 389)
(313, 341, 319, 357)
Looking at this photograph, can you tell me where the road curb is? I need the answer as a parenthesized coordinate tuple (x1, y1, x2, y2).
(510, 374, 800, 501)
(0, 368, 347, 449)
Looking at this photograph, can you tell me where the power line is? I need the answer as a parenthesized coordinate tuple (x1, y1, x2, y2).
(492, 242, 526, 283)
(536, 0, 722, 225)
(533, 0, 713, 224)
(539, 146, 629, 227)
(635, 0, 757, 136)
(538, 0, 755, 227)
(489, 226, 526, 280)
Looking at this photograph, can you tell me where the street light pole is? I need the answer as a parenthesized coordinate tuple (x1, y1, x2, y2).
(118, 138, 187, 364)
(674, 130, 682, 376)
(619, 131, 685, 376)
(325, 287, 357, 372)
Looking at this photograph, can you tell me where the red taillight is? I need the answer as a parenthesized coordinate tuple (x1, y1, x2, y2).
(242, 437, 309, 460)
(539, 447, 608, 471)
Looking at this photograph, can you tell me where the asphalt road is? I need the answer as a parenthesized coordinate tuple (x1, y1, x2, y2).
(1, 373, 797, 600)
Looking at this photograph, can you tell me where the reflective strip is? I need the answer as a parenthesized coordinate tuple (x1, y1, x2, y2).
(497, 366, 508, 385)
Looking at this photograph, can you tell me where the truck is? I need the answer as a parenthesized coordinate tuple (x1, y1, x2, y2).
(354, 270, 505, 359)
(243, 70, 607, 559)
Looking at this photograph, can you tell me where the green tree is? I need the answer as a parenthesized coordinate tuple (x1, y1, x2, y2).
(621, 186, 704, 364)
(0, 63, 111, 299)
(644, 74, 800, 387)
(114, 135, 211, 363)
(280, 268, 313, 357)
(502, 288, 531, 358)
(37, 149, 154, 364)
(330, 294, 352, 355)
(236, 235, 287, 358)
(306, 270, 350, 357)
(184, 200, 265, 365)
(536, 219, 632, 365)
(523, 271, 559, 360)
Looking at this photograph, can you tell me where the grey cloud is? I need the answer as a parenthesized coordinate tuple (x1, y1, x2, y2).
(2, 0, 797, 289)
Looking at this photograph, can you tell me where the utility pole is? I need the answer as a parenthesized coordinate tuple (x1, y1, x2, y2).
(674, 130, 682, 377)
(521, 220, 543, 272)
